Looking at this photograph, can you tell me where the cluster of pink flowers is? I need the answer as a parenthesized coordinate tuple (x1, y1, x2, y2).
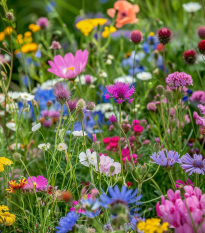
(190, 91, 205, 104)
(40, 110, 60, 128)
(166, 72, 193, 88)
(193, 104, 205, 126)
(121, 148, 138, 164)
(157, 186, 205, 232)
(147, 102, 157, 112)
(105, 82, 135, 104)
(103, 136, 121, 152)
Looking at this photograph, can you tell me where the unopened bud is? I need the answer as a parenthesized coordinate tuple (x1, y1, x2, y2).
(46, 100, 52, 107)
(153, 50, 159, 60)
(86, 102, 95, 111)
(156, 85, 164, 96)
(76, 109, 84, 122)
(6, 12, 14, 21)
(79, 225, 88, 233)
(165, 89, 173, 102)
(153, 142, 161, 152)
(76, 99, 85, 110)
(13, 152, 21, 161)
(125, 159, 134, 173)
(92, 141, 100, 151)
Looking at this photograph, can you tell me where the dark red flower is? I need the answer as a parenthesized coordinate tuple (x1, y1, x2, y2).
(130, 30, 143, 44)
(126, 182, 133, 187)
(183, 50, 197, 65)
(198, 26, 205, 39)
(157, 28, 172, 45)
(198, 40, 205, 54)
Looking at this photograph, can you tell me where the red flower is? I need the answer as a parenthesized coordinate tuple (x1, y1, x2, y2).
(126, 182, 133, 187)
(157, 28, 172, 45)
(183, 50, 197, 65)
(198, 40, 205, 54)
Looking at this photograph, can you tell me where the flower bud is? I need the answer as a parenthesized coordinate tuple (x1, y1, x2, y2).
(6, 12, 14, 21)
(79, 225, 88, 233)
(125, 159, 134, 173)
(46, 100, 52, 107)
(130, 30, 143, 44)
(76, 109, 84, 122)
(153, 50, 159, 60)
(13, 152, 21, 161)
(92, 141, 100, 151)
(156, 85, 164, 96)
(110, 166, 115, 174)
(153, 142, 161, 152)
(76, 99, 86, 110)
(165, 89, 173, 102)
(86, 102, 95, 111)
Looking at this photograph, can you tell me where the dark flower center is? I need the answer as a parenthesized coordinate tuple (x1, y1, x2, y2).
(193, 160, 204, 168)
(120, 11, 127, 18)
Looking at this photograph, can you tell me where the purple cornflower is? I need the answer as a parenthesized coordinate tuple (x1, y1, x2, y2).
(109, 115, 117, 123)
(166, 72, 193, 88)
(67, 99, 77, 111)
(49, 110, 60, 118)
(175, 178, 194, 188)
(49, 41, 61, 50)
(150, 150, 180, 167)
(105, 82, 135, 104)
(43, 120, 52, 128)
(37, 17, 49, 29)
(53, 82, 71, 105)
(179, 153, 205, 175)
(155, 137, 160, 143)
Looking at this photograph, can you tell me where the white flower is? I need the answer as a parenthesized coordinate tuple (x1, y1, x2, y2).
(136, 72, 152, 81)
(6, 122, 16, 131)
(20, 92, 35, 101)
(75, 75, 97, 85)
(57, 143, 68, 151)
(39, 78, 63, 90)
(72, 130, 87, 137)
(94, 103, 113, 113)
(114, 76, 133, 84)
(32, 123, 41, 132)
(38, 143, 50, 150)
(108, 54, 114, 60)
(183, 2, 201, 12)
(8, 91, 21, 99)
(106, 59, 112, 65)
(6, 102, 18, 112)
(0, 94, 5, 103)
(99, 71, 107, 78)
(4, 54, 11, 62)
(79, 149, 97, 167)
(0, 110, 5, 116)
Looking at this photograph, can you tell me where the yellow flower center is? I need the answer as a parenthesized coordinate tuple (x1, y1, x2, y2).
(33, 182, 37, 187)
(67, 67, 74, 71)
(149, 32, 155, 37)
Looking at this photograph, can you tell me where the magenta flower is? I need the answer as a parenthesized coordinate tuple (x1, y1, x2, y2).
(23, 175, 47, 191)
(109, 115, 117, 123)
(37, 17, 49, 29)
(190, 91, 205, 104)
(166, 71, 193, 88)
(175, 179, 194, 188)
(53, 82, 71, 105)
(198, 104, 205, 115)
(105, 82, 135, 104)
(193, 111, 205, 126)
(47, 50, 89, 80)
(67, 99, 77, 112)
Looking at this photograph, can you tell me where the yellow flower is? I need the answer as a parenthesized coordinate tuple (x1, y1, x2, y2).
(17, 34, 23, 39)
(24, 36, 33, 43)
(0, 205, 16, 226)
(24, 31, 32, 37)
(4, 26, 13, 35)
(21, 42, 38, 53)
(76, 19, 94, 36)
(91, 18, 107, 26)
(29, 24, 40, 33)
(0, 32, 5, 41)
(149, 32, 155, 37)
(102, 26, 116, 38)
(137, 218, 169, 233)
(0, 157, 13, 172)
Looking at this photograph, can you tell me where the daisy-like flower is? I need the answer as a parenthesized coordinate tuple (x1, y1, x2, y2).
(31, 123, 41, 132)
(8, 91, 21, 99)
(72, 130, 87, 137)
(114, 76, 133, 84)
(57, 143, 68, 151)
(6, 178, 27, 193)
(38, 143, 50, 150)
(6, 121, 16, 131)
(150, 150, 180, 168)
(79, 149, 97, 167)
(23, 175, 47, 191)
(47, 49, 89, 80)
(183, 2, 201, 12)
(105, 82, 135, 104)
(136, 72, 152, 81)
(20, 92, 35, 101)
(179, 153, 205, 175)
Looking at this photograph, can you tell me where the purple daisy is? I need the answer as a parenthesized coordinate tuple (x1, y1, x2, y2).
(179, 153, 205, 175)
(105, 82, 135, 104)
(150, 150, 180, 167)
(166, 71, 193, 88)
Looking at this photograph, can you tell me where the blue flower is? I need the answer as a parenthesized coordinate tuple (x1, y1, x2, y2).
(56, 211, 79, 233)
(35, 50, 41, 58)
(100, 185, 142, 208)
(182, 96, 189, 102)
(130, 216, 145, 232)
(46, 1, 56, 12)
(81, 198, 101, 218)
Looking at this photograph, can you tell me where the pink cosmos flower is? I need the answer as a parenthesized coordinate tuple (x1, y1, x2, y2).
(105, 82, 135, 104)
(166, 71, 193, 88)
(47, 49, 89, 80)
(23, 175, 47, 191)
(190, 91, 205, 104)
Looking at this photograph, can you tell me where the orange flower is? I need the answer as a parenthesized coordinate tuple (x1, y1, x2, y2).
(6, 178, 27, 193)
(107, 0, 140, 28)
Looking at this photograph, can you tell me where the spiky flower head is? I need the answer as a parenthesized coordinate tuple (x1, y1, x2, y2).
(198, 40, 205, 54)
(53, 82, 71, 105)
(37, 17, 49, 29)
(92, 141, 100, 151)
(105, 82, 135, 104)
(157, 28, 172, 45)
(109, 115, 121, 129)
(130, 30, 143, 44)
(13, 152, 21, 161)
(76, 109, 84, 122)
(197, 26, 205, 39)
(183, 50, 197, 65)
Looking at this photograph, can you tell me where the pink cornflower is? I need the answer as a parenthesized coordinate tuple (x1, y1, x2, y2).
(105, 82, 135, 104)
(49, 110, 60, 118)
(23, 175, 47, 191)
(53, 82, 71, 105)
(109, 114, 117, 123)
(190, 91, 205, 104)
(85, 75, 92, 84)
(43, 120, 52, 128)
(37, 17, 49, 29)
(198, 104, 205, 115)
(166, 71, 193, 88)
(103, 137, 111, 144)
(193, 111, 205, 126)
(147, 102, 157, 111)
(143, 139, 150, 145)
(47, 49, 89, 80)
(49, 41, 61, 50)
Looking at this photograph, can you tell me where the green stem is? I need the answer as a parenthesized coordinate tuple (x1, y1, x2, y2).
(81, 121, 87, 150)
(118, 104, 123, 178)
(195, 173, 199, 188)
(194, 64, 205, 93)
(96, 151, 101, 192)
(91, 111, 103, 141)
(160, 96, 166, 135)
(137, 182, 142, 196)
(200, 137, 205, 154)
(73, 81, 82, 98)
(178, 91, 182, 152)
(167, 170, 176, 191)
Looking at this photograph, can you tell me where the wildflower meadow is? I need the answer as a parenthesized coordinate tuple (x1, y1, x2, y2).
(2, 0, 205, 232)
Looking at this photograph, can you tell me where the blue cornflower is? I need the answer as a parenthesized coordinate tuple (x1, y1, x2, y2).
(56, 211, 79, 233)
(81, 198, 101, 218)
(182, 96, 189, 102)
(100, 185, 142, 208)
(150, 150, 180, 167)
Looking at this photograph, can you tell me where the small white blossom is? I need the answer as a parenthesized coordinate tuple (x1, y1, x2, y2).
(72, 130, 87, 137)
(94, 103, 113, 113)
(114, 76, 133, 84)
(136, 72, 152, 81)
(32, 123, 41, 132)
(106, 59, 112, 65)
(108, 54, 114, 60)
(57, 143, 68, 151)
(79, 149, 97, 167)
(0, 110, 5, 116)
(38, 143, 50, 150)
(6, 122, 16, 131)
(6, 102, 18, 112)
(183, 2, 201, 12)
(0, 94, 5, 103)
(8, 91, 21, 99)
(20, 92, 35, 101)
(99, 71, 107, 78)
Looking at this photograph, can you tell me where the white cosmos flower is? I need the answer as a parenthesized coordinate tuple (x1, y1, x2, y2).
(6, 122, 16, 131)
(136, 72, 152, 81)
(114, 76, 133, 84)
(183, 2, 201, 12)
(38, 143, 50, 150)
(57, 143, 68, 151)
(79, 149, 97, 167)
(94, 103, 113, 113)
(72, 130, 87, 137)
(0, 94, 5, 103)
(8, 91, 21, 99)
(32, 123, 41, 132)
(20, 92, 35, 101)
(75, 75, 97, 85)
